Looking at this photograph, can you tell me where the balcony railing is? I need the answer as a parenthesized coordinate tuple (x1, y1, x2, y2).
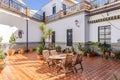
(30, 11, 43, 21)
(65, 2, 82, 15)
(0, 0, 27, 14)
(0, 0, 43, 21)
(46, 2, 82, 22)
(90, 0, 116, 8)
(48, 12, 60, 22)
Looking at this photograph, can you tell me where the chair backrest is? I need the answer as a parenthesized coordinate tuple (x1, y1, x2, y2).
(74, 54, 83, 65)
(50, 50, 57, 55)
(64, 54, 73, 67)
(42, 50, 49, 60)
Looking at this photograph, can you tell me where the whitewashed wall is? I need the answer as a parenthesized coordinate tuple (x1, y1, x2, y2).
(41, 0, 62, 16)
(0, 9, 41, 44)
(89, 20, 120, 43)
(89, 9, 120, 43)
(46, 12, 87, 43)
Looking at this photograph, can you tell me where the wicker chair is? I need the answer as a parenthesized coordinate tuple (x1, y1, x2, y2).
(57, 54, 74, 74)
(73, 54, 83, 73)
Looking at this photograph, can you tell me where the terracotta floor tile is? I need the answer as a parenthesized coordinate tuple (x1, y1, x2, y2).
(0, 53, 120, 80)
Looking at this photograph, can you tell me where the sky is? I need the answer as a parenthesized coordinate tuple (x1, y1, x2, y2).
(22, 0, 81, 10)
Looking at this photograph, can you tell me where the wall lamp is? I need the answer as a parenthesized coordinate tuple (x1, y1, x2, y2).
(75, 20, 80, 27)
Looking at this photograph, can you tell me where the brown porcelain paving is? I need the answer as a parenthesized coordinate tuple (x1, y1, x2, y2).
(0, 53, 120, 80)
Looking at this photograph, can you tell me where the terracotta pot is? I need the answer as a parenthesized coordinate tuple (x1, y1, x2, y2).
(87, 53, 90, 58)
(20, 49, 24, 54)
(37, 55, 43, 60)
(0, 69, 3, 73)
(105, 52, 110, 56)
(29, 48, 33, 53)
(8, 49, 15, 56)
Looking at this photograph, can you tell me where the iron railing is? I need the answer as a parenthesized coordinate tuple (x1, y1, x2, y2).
(0, 0, 27, 14)
(65, 2, 82, 15)
(48, 12, 59, 21)
(30, 10, 43, 21)
(47, 2, 82, 22)
(90, 0, 116, 8)
(0, 0, 43, 21)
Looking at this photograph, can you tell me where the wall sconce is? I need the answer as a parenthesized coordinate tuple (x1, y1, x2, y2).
(18, 30, 24, 38)
(75, 20, 80, 27)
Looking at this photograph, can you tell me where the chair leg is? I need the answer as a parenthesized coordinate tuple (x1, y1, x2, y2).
(73, 66, 77, 73)
(57, 67, 62, 73)
(80, 63, 83, 71)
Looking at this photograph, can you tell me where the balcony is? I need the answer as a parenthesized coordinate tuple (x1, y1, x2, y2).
(46, 2, 83, 23)
(0, 0, 43, 21)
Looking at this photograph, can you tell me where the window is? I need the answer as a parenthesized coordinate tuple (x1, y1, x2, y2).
(98, 25, 111, 44)
(52, 6, 56, 14)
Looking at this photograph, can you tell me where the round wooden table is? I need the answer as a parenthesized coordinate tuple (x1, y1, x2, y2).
(49, 54, 66, 60)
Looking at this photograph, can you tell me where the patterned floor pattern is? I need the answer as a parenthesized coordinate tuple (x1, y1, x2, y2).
(0, 52, 120, 80)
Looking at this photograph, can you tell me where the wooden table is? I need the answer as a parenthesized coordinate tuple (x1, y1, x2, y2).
(49, 54, 66, 60)
(49, 54, 66, 67)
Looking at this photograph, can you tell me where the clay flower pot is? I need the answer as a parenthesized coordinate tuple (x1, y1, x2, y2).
(8, 49, 15, 56)
(87, 53, 91, 58)
(20, 48, 24, 54)
(37, 55, 43, 60)
(29, 48, 33, 53)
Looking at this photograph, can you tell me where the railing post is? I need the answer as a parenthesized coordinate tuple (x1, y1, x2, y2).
(26, 7, 30, 17)
(45, 16, 48, 23)
(59, 10, 63, 18)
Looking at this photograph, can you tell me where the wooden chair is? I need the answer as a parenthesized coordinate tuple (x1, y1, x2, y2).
(57, 54, 74, 74)
(42, 50, 52, 67)
(72, 54, 83, 73)
(50, 50, 57, 55)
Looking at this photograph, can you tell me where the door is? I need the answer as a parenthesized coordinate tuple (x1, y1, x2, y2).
(67, 29, 72, 46)
(52, 31, 55, 43)
(63, 4, 66, 15)
(43, 12, 45, 21)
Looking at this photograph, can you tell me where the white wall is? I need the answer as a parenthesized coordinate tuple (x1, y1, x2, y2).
(89, 19, 120, 43)
(0, 9, 41, 43)
(41, 0, 62, 16)
(46, 12, 86, 43)
(89, 9, 120, 43)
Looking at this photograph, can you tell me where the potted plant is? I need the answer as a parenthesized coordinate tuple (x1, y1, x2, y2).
(35, 44, 44, 60)
(8, 33, 17, 56)
(111, 49, 117, 59)
(105, 47, 111, 59)
(29, 48, 33, 53)
(0, 37, 6, 73)
(71, 46, 76, 55)
(56, 45, 61, 53)
(91, 42, 100, 57)
(98, 43, 111, 59)
(77, 42, 84, 55)
(85, 48, 91, 58)
(0, 52, 6, 73)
